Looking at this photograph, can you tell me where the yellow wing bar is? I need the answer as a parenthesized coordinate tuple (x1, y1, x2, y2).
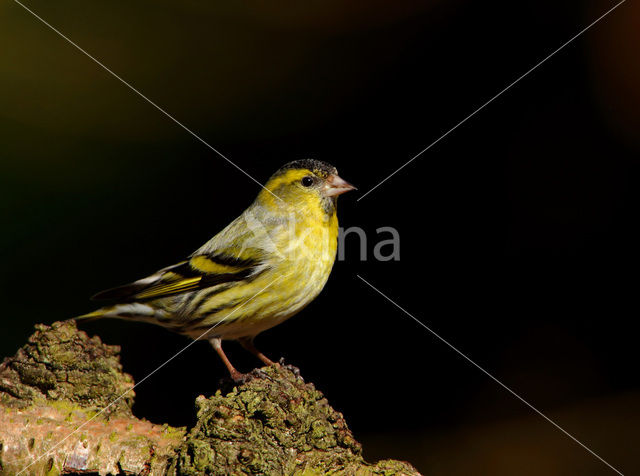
(134, 275, 202, 299)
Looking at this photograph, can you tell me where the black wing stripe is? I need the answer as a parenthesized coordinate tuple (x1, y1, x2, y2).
(205, 253, 261, 269)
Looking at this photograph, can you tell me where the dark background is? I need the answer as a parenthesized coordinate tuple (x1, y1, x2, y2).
(2, 1, 639, 474)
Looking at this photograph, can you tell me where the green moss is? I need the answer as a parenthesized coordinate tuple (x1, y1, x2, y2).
(295, 469, 323, 476)
(0, 321, 134, 415)
(162, 424, 186, 441)
(170, 365, 374, 475)
(1, 323, 419, 475)
(49, 400, 77, 414)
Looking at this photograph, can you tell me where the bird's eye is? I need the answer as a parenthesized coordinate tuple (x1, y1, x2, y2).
(301, 176, 314, 187)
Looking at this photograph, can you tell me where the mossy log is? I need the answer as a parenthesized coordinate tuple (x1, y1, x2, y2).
(0, 321, 419, 475)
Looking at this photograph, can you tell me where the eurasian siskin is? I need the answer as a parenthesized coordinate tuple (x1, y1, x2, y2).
(78, 159, 355, 380)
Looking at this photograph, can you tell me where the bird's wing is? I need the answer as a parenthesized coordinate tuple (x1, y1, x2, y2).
(91, 251, 265, 302)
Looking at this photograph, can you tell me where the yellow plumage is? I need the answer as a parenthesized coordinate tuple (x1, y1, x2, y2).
(77, 159, 355, 380)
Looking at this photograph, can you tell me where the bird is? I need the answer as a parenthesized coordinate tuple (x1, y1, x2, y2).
(77, 159, 355, 381)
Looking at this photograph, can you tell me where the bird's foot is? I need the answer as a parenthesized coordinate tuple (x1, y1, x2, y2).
(229, 369, 248, 383)
(278, 358, 302, 379)
(250, 368, 276, 382)
(224, 367, 276, 385)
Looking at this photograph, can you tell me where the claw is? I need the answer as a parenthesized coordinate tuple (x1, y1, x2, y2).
(252, 368, 276, 382)
(230, 369, 248, 383)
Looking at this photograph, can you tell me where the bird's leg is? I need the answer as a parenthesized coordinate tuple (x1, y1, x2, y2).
(238, 336, 276, 366)
(209, 337, 245, 382)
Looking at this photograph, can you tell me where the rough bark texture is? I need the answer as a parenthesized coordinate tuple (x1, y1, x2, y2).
(0, 321, 419, 475)
(0, 321, 183, 475)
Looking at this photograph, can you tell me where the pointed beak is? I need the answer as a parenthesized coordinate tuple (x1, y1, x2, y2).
(323, 174, 357, 197)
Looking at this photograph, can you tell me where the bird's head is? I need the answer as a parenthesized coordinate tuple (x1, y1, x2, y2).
(259, 159, 356, 215)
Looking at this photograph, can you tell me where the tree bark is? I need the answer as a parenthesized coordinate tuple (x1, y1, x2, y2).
(0, 321, 419, 475)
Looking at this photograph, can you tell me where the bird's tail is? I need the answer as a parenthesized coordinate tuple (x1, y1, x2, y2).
(74, 306, 115, 321)
(75, 303, 161, 323)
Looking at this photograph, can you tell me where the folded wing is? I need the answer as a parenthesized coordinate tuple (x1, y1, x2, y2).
(91, 251, 265, 302)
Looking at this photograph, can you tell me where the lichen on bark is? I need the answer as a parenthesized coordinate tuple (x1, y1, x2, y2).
(0, 321, 183, 475)
(169, 365, 417, 475)
(0, 321, 420, 475)
(0, 321, 134, 414)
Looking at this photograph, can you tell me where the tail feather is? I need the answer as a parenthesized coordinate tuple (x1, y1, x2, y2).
(75, 303, 160, 322)
(74, 307, 115, 321)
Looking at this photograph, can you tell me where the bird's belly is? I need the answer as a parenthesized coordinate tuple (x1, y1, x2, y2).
(182, 225, 337, 340)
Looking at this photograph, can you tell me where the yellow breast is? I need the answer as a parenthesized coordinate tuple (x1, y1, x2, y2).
(183, 207, 339, 340)
(269, 207, 338, 313)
